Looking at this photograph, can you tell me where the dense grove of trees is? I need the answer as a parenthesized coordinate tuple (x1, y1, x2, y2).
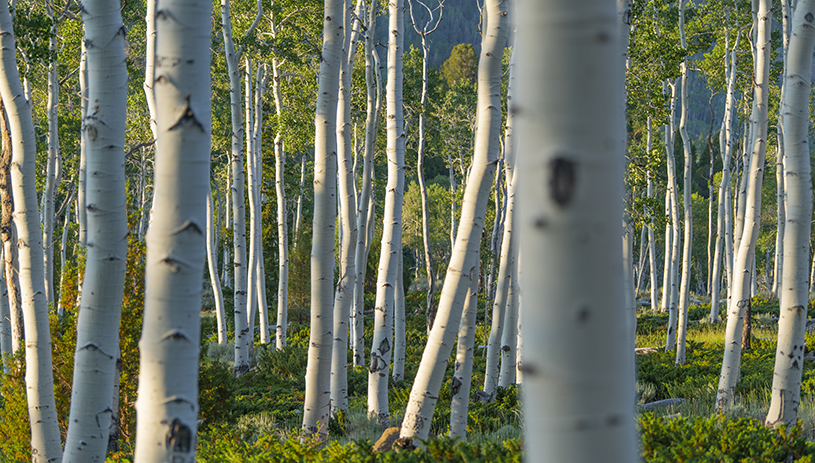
(0, 0, 813, 461)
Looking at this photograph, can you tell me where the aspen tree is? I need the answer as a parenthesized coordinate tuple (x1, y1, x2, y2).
(664, 80, 680, 350)
(133, 0, 211, 458)
(516, 0, 637, 460)
(717, 0, 772, 411)
(484, 50, 516, 398)
(78, 42, 88, 247)
(63, 1, 129, 460)
(498, 247, 519, 388)
(675, 0, 693, 365)
(245, 59, 257, 336)
(352, 0, 380, 366)
(765, 0, 815, 427)
(331, 0, 362, 413)
(302, 0, 343, 439)
(368, 0, 406, 425)
(0, 0, 62, 459)
(449, 258, 478, 440)
(646, 118, 658, 311)
(400, 0, 507, 440)
(207, 189, 227, 344)
(220, 0, 263, 376)
(0, 247, 9, 366)
(0, 101, 21, 354)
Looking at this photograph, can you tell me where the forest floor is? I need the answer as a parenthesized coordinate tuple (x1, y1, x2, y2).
(3, 291, 815, 461)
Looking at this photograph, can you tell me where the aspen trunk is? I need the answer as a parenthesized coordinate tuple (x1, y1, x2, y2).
(0, 1, 62, 459)
(252, 64, 269, 344)
(352, 0, 380, 367)
(63, 2, 129, 460)
(0, 246, 8, 368)
(717, 0, 772, 412)
(400, 0, 507, 440)
(245, 60, 257, 337)
(42, 21, 59, 309)
(133, 0, 211, 458)
(765, 0, 814, 427)
(498, 255, 518, 388)
(368, 0, 405, 426)
(665, 80, 680, 350)
(0, 101, 21, 354)
(207, 190, 227, 344)
(646, 118, 658, 310)
(302, 0, 343, 439)
(772, 137, 785, 297)
(331, 0, 361, 413)
(449, 259, 478, 440)
(77, 42, 88, 247)
(516, 1, 637, 460)
(272, 57, 289, 349)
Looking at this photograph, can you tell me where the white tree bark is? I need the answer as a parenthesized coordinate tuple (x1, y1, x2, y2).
(449, 258, 478, 440)
(63, 2, 129, 460)
(221, 0, 262, 375)
(665, 80, 680, 351)
(0, 1, 62, 459)
(516, 1, 637, 460)
(271, 57, 289, 349)
(78, 42, 88, 247)
(0, 246, 10, 369)
(484, 51, 517, 398)
(302, 0, 343, 439)
(498, 252, 519, 388)
(352, 0, 380, 367)
(368, 0, 406, 426)
(765, 0, 814, 427)
(207, 189, 227, 344)
(717, 0, 772, 412)
(772, 135, 785, 297)
(133, 0, 211, 458)
(42, 14, 60, 309)
(331, 0, 361, 413)
(245, 59, 257, 337)
(675, 0, 692, 365)
(400, 0, 507, 440)
(0, 101, 21, 355)
(646, 118, 658, 310)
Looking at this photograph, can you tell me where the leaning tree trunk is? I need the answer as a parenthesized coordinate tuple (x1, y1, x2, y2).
(63, 2, 129, 461)
(207, 189, 227, 344)
(302, 0, 343, 440)
(765, 0, 814, 428)
(133, 0, 211, 459)
(0, 1, 62, 460)
(449, 257, 479, 440)
(399, 0, 507, 441)
(516, 0, 637, 460)
(717, 0, 772, 412)
(368, 0, 405, 426)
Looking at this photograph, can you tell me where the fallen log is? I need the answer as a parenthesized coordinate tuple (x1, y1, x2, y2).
(639, 398, 685, 410)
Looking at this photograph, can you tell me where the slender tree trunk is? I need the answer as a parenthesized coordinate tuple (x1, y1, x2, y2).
(400, 0, 507, 441)
(647, 118, 658, 310)
(0, 101, 20, 354)
(302, 0, 342, 439)
(368, 0, 405, 425)
(773, 134, 785, 297)
(352, 0, 380, 367)
(63, 2, 129, 460)
(517, 1, 637, 460)
(498, 257, 518, 388)
(765, 0, 814, 426)
(484, 51, 516, 398)
(42, 20, 59, 309)
(78, 42, 88, 247)
(449, 257, 478, 440)
(331, 0, 361, 413)
(665, 80, 680, 350)
(0, 1, 62, 459)
(393, 249, 406, 380)
(717, 0, 772, 412)
(245, 59, 257, 338)
(272, 58, 289, 349)
(0, 246, 9, 369)
(133, 1, 211, 459)
(252, 65, 269, 344)
(207, 190, 227, 344)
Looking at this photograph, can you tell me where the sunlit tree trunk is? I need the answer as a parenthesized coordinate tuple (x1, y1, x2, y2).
(400, 0, 507, 440)
(302, 0, 343, 440)
(484, 51, 516, 398)
(517, 1, 637, 460)
(498, 253, 519, 388)
(271, 57, 289, 349)
(245, 59, 258, 338)
(0, 101, 20, 354)
(675, 0, 692, 365)
(78, 42, 88, 247)
(0, 1, 62, 459)
(133, 0, 211, 458)
(717, 0, 772, 412)
(665, 80, 680, 350)
(449, 258, 478, 440)
(352, 0, 380, 367)
(63, 1, 129, 460)
(646, 118, 658, 310)
(0, 246, 9, 368)
(331, 0, 361, 413)
(765, 0, 814, 427)
(368, 0, 406, 426)
(42, 13, 60, 309)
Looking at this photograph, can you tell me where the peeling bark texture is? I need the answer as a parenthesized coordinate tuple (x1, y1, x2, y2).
(0, 1, 62, 460)
(64, 1, 129, 461)
(717, 0, 771, 412)
(133, 0, 211, 460)
(399, 0, 507, 441)
(516, 0, 637, 461)
(0, 100, 21, 354)
(368, 0, 405, 426)
(766, 0, 814, 427)
(302, 0, 342, 440)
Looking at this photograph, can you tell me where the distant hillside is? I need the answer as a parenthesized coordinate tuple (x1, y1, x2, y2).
(375, 0, 482, 69)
